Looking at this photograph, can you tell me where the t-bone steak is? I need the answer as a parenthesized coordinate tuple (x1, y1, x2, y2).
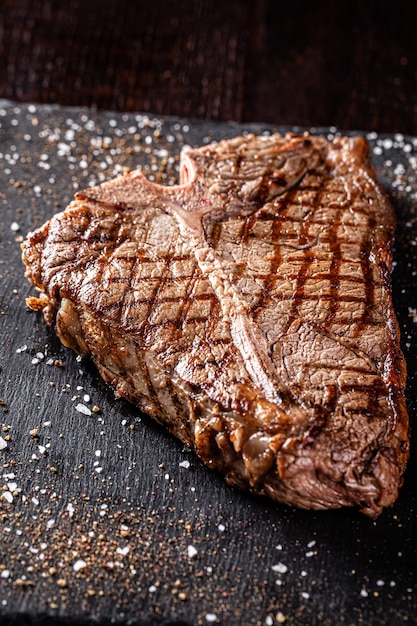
(22, 132, 409, 518)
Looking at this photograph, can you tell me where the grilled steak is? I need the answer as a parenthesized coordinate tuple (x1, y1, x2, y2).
(22, 132, 409, 517)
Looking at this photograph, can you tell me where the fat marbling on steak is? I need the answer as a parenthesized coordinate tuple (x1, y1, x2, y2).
(22, 132, 409, 517)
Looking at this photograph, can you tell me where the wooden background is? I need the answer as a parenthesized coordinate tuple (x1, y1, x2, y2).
(2, 0, 417, 134)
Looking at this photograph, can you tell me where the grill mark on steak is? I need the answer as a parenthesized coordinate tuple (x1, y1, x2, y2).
(284, 187, 323, 331)
(246, 266, 377, 284)
(250, 189, 296, 319)
(324, 202, 343, 327)
(256, 210, 371, 226)
(272, 293, 368, 304)
(239, 212, 260, 245)
(174, 261, 204, 329)
(22, 132, 409, 518)
(359, 215, 377, 324)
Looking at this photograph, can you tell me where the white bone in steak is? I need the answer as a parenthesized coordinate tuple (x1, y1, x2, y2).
(22, 133, 409, 518)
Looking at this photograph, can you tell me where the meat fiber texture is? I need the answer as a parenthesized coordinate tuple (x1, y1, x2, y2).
(22, 132, 409, 518)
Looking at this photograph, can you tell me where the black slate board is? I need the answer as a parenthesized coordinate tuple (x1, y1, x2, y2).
(0, 102, 416, 626)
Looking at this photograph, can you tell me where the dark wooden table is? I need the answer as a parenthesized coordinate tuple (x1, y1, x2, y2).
(1, 3, 417, 626)
(2, 0, 417, 134)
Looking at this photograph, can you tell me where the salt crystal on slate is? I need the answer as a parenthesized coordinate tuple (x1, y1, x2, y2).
(73, 559, 87, 572)
(75, 403, 91, 416)
(272, 563, 288, 574)
(187, 545, 198, 559)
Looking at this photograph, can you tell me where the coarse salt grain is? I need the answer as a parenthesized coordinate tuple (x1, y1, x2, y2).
(75, 403, 91, 416)
(187, 545, 198, 559)
(73, 559, 87, 572)
(0, 437, 7, 450)
(3, 491, 13, 503)
(179, 460, 190, 469)
(271, 562, 288, 574)
(205, 614, 217, 623)
(66, 502, 75, 517)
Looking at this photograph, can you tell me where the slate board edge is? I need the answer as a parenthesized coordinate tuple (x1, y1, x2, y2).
(0, 101, 416, 626)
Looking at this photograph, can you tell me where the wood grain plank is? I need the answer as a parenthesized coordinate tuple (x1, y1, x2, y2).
(2, 0, 417, 133)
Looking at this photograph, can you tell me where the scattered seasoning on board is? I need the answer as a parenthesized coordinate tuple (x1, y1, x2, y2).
(0, 104, 415, 624)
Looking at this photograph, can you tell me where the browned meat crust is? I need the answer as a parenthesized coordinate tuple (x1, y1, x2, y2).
(22, 133, 409, 517)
